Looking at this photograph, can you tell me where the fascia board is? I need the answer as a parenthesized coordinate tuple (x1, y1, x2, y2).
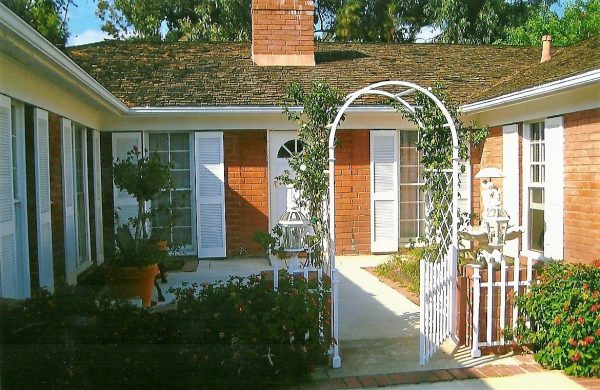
(461, 69, 600, 113)
(0, 3, 129, 114)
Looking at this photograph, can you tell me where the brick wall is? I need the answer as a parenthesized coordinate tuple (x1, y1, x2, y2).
(224, 130, 269, 255)
(334, 130, 370, 254)
(24, 106, 39, 291)
(251, 0, 315, 66)
(564, 108, 600, 264)
(48, 112, 65, 285)
(471, 126, 503, 219)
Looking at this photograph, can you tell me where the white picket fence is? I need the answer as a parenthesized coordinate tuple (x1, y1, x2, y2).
(466, 257, 535, 358)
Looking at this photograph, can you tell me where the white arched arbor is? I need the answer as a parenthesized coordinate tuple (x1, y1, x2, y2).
(326, 81, 460, 367)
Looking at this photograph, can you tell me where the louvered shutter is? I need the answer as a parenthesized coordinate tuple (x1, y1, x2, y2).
(34, 108, 54, 292)
(112, 133, 142, 231)
(92, 130, 104, 265)
(0, 95, 18, 298)
(544, 117, 564, 260)
(370, 130, 399, 253)
(61, 119, 77, 285)
(195, 132, 226, 258)
(457, 159, 472, 249)
(503, 124, 520, 259)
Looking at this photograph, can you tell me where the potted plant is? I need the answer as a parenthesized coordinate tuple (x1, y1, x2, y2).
(107, 145, 173, 306)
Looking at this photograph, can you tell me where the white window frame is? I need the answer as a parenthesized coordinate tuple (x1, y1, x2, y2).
(145, 131, 197, 255)
(10, 100, 31, 298)
(71, 123, 92, 276)
(398, 129, 425, 245)
(521, 119, 566, 261)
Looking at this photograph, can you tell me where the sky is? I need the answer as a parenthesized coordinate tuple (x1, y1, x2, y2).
(65, 1, 565, 47)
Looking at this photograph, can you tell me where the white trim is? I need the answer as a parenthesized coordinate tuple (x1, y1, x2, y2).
(462, 69, 600, 113)
(0, 3, 129, 114)
(128, 105, 398, 115)
(502, 124, 519, 259)
(92, 130, 104, 265)
(543, 116, 564, 260)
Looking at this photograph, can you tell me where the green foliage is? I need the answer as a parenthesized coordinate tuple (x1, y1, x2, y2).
(375, 247, 425, 293)
(2, 0, 73, 48)
(326, 0, 429, 42)
(0, 277, 330, 388)
(425, 0, 558, 44)
(514, 260, 600, 377)
(112, 146, 175, 265)
(96, 0, 251, 41)
(279, 81, 344, 267)
(501, 0, 600, 47)
(395, 85, 488, 259)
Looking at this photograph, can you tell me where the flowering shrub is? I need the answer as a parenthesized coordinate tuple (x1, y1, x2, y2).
(515, 260, 600, 377)
(0, 274, 330, 388)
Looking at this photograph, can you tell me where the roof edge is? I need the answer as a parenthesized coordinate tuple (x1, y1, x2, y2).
(128, 105, 398, 115)
(461, 69, 600, 113)
(0, 3, 129, 114)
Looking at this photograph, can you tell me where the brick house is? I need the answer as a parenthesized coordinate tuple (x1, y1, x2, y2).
(0, 0, 599, 299)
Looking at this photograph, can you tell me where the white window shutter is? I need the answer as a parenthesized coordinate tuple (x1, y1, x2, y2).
(195, 132, 226, 258)
(92, 130, 104, 265)
(0, 95, 19, 298)
(544, 117, 564, 260)
(502, 124, 520, 259)
(457, 159, 472, 249)
(112, 133, 142, 231)
(61, 119, 77, 285)
(34, 108, 54, 292)
(370, 130, 399, 253)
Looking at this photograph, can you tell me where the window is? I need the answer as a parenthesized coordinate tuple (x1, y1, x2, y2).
(399, 130, 425, 243)
(72, 124, 90, 266)
(277, 139, 304, 158)
(148, 133, 194, 251)
(527, 122, 545, 252)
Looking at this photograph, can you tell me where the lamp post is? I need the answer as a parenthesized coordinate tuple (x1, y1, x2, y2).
(278, 208, 310, 273)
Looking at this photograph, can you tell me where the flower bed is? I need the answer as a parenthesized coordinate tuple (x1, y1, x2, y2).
(0, 274, 330, 388)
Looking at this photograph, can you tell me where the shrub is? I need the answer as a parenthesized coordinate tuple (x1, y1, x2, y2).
(0, 275, 330, 389)
(375, 247, 424, 294)
(515, 260, 600, 377)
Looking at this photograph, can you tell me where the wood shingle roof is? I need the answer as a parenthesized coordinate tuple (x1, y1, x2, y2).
(67, 41, 541, 108)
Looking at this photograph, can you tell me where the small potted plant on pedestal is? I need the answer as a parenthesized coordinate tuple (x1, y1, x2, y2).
(107, 145, 173, 306)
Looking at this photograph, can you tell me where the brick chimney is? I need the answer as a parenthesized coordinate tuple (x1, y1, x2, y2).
(251, 0, 315, 66)
(541, 35, 552, 62)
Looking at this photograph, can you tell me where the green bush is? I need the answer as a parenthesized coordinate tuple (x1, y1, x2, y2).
(375, 247, 424, 294)
(0, 275, 330, 389)
(515, 260, 600, 377)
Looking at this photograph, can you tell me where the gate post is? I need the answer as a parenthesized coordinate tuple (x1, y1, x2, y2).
(331, 267, 341, 368)
(470, 264, 482, 358)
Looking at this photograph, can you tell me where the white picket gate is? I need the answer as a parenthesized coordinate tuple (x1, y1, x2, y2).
(467, 257, 535, 357)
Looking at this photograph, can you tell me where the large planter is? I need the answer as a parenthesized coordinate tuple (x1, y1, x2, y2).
(105, 263, 159, 307)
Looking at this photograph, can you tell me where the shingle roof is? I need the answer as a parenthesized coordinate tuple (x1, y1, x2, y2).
(471, 34, 600, 102)
(67, 41, 540, 108)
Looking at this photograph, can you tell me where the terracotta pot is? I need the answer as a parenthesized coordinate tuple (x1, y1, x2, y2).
(106, 263, 159, 307)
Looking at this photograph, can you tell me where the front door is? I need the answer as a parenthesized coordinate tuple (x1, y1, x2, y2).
(268, 131, 303, 230)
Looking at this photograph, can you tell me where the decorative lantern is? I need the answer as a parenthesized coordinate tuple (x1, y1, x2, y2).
(483, 207, 510, 248)
(278, 208, 309, 252)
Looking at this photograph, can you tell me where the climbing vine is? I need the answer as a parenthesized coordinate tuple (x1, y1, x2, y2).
(394, 84, 488, 259)
(278, 81, 344, 267)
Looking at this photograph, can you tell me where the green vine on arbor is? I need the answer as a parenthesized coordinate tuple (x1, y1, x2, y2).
(394, 84, 488, 260)
(278, 81, 344, 268)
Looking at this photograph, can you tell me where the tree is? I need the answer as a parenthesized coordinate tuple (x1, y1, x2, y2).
(1, 0, 73, 48)
(96, 0, 251, 41)
(314, 0, 430, 42)
(501, 0, 600, 47)
(425, 0, 558, 44)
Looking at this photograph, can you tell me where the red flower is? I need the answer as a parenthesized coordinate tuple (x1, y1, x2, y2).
(572, 352, 581, 362)
(583, 283, 590, 290)
(585, 336, 595, 344)
(553, 316, 561, 325)
(593, 291, 599, 299)
(579, 316, 586, 325)
(591, 304, 600, 313)
(596, 329, 600, 337)
(593, 259, 600, 269)
(569, 338, 578, 346)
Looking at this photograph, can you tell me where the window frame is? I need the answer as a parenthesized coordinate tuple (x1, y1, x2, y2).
(398, 129, 425, 245)
(71, 123, 92, 270)
(522, 120, 548, 260)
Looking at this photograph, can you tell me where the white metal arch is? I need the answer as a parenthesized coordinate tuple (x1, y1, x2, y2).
(326, 81, 460, 368)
